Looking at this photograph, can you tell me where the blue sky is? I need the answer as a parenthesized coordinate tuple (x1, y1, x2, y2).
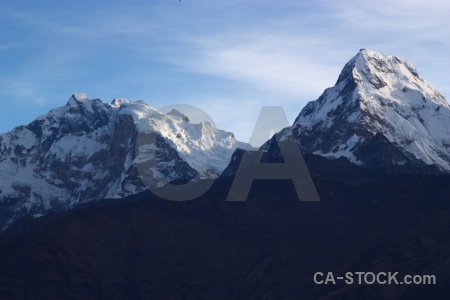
(1, 0, 449, 142)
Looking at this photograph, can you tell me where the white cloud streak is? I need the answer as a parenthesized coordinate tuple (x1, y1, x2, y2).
(169, 0, 450, 98)
(1, 0, 449, 140)
(0, 79, 46, 104)
(176, 33, 345, 99)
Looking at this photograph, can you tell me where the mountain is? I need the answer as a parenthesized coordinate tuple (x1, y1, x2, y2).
(0, 94, 250, 229)
(277, 49, 450, 173)
(1, 50, 450, 299)
(1, 163, 450, 299)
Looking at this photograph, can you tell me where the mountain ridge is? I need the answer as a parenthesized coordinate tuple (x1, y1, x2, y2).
(0, 94, 249, 229)
(279, 49, 450, 173)
(1, 161, 449, 299)
(1, 49, 450, 229)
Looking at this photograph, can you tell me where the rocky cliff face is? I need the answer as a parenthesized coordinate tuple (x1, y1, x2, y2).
(277, 49, 450, 174)
(2, 49, 449, 229)
(0, 94, 249, 229)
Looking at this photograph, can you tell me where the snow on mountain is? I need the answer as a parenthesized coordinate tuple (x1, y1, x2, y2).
(0, 94, 250, 229)
(167, 109, 190, 122)
(282, 49, 450, 173)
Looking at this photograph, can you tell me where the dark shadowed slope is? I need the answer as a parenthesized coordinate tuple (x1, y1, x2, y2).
(1, 156, 450, 299)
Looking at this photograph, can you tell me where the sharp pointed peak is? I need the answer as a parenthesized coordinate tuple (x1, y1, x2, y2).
(357, 48, 385, 57)
(68, 93, 88, 104)
(67, 93, 93, 111)
(69, 93, 89, 102)
(334, 49, 422, 89)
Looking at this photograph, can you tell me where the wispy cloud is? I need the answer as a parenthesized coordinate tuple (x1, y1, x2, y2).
(325, 0, 450, 95)
(167, 0, 450, 100)
(0, 79, 46, 104)
(173, 33, 345, 99)
(0, 0, 449, 138)
(0, 44, 19, 51)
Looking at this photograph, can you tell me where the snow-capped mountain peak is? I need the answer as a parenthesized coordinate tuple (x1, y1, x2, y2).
(290, 49, 450, 173)
(69, 92, 90, 103)
(0, 95, 250, 229)
(110, 98, 132, 108)
(351, 49, 448, 106)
